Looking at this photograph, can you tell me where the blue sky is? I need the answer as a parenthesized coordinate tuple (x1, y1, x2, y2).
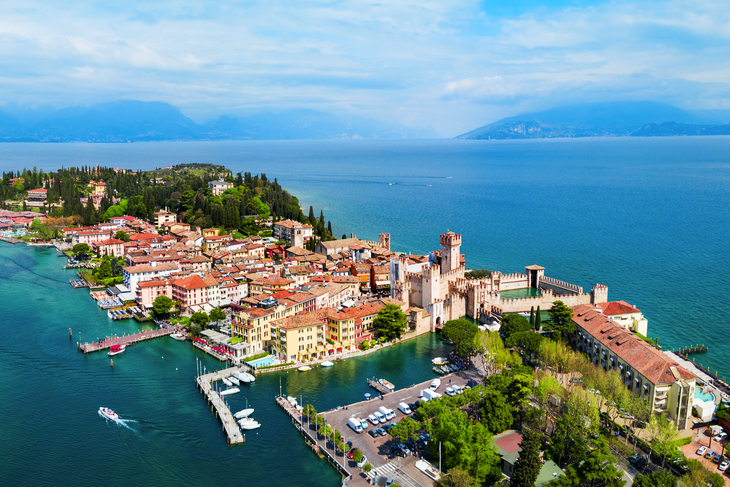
(1, 0, 728, 136)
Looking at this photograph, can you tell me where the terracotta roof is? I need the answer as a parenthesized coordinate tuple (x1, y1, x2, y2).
(123, 262, 178, 273)
(137, 280, 168, 288)
(173, 274, 209, 290)
(597, 301, 642, 316)
(572, 305, 694, 385)
(274, 308, 329, 330)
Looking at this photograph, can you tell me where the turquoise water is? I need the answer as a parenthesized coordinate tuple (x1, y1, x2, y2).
(247, 355, 275, 367)
(0, 137, 729, 482)
(0, 243, 450, 486)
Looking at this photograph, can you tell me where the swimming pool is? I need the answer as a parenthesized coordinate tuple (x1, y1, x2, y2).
(695, 387, 716, 403)
(247, 355, 275, 367)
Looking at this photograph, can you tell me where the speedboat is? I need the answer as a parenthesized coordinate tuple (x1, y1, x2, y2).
(220, 388, 240, 396)
(378, 379, 395, 391)
(228, 376, 240, 386)
(235, 408, 254, 419)
(287, 396, 298, 407)
(98, 407, 118, 421)
(222, 377, 232, 387)
(321, 361, 334, 367)
(433, 366, 445, 375)
(239, 421, 261, 430)
(236, 371, 255, 383)
(108, 344, 126, 356)
(430, 378, 441, 390)
(432, 357, 448, 365)
(298, 366, 312, 372)
(441, 365, 450, 374)
(170, 333, 186, 341)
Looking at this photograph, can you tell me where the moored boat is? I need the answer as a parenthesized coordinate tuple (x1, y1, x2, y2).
(433, 366, 445, 375)
(236, 371, 255, 383)
(170, 332, 186, 341)
(239, 420, 261, 430)
(108, 344, 126, 356)
(228, 376, 240, 386)
(298, 366, 312, 372)
(321, 361, 334, 367)
(432, 357, 448, 365)
(235, 408, 254, 419)
(222, 377, 232, 387)
(378, 378, 395, 391)
(220, 387, 240, 396)
(98, 407, 118, 421)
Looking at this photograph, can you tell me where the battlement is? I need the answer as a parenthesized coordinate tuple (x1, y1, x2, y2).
(501, 272, 527, 281)
(440, 232, 462, 246)
(441, 265, 465, 279)
(540, 276, 583, 294)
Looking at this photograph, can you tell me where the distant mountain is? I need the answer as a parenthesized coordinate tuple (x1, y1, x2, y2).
(457, 101, 710, 140)
(0, 101, 437, 142)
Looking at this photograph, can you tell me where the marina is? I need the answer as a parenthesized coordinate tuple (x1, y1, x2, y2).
(196, 368, 246, 445)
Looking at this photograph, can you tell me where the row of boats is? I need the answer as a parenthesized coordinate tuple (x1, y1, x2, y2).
(219, 369, 257, 398)
(433, 363, 460, 375)
(234, 406, 260, 430)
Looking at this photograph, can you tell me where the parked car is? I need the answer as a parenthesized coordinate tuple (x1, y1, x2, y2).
(719, 460, 730, 471)
(357, 455, 368, 468)
(399, 443, 411, 455)
(697, 446, 708, 456)
(376, 428, 387, 437)
(368, 429, 379, 438)
(713, 454, 724, 464)
(466, 379, 478, 388)
(405, 440, 416, 451)
(705, 450, 716, 460)
(384, 479, 394, 487)
(391, 446, 405, 457)
(715, 432, 728, 442)
(368, 414, 379, 425)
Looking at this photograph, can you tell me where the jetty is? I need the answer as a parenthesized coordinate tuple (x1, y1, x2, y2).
(675, 345, 708, 357)
(80, 327, 174, 353)
(196, 368, 246, 445)
(368, 379, 392, 395)
(0, 236, 22, 244)
(276, 396, 349, 477)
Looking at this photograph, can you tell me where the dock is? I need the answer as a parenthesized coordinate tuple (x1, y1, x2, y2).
(196, 368, 247, 445)
(80, 327, 174, 353)
(0, 236, 22, 244)
(368, 378, 392, 395)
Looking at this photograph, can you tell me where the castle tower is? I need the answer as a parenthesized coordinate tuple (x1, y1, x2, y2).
(526, 265, 545, 289)
(591, 284, 608, 304)
(379, 233, 391, 251)
(423, 264, 441, 306)
(439, 232, 462, 275)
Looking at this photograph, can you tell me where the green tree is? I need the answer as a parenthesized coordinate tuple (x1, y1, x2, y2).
(30, 218, 53, 240)
(434, 467, 474, 487)
(189, 323, 202, 337)
(190, 311, 210, 329)
(152, 295, 174, 317)
(501, 314, 532, 340)
(505, 331, 545, 360)
(648, 416, 680, 468)
(363, 463, 372, 473)
(373, 303, 407, 341)
(442, 318, 479, 358)
(390, 416, 420, 444)
(72, 243, 91, 258)
(544, 301, 574, 338)
(681, 459, 724, 487)
(511, 429, 542, 487)
(302, 404, 317, 419)
(479, 388, 514, 434)
(574, 438, 623, 487)
(633, 470, 676, 487)
(352, 449, 363, 463)
(529, 306, 535, 326)
(535, 306, 542, 331)
(96, 259, 113, 280)
(209, 307, 226, 324)
(114, 230, 130, 242)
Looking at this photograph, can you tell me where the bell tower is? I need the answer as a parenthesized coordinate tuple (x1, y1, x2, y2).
(440, 231, 462, 274)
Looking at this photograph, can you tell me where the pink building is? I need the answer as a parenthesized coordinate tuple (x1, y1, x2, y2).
(94, 238, 125, 258)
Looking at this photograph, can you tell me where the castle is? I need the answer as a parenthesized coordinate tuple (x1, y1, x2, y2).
(390, 232, 608, 331)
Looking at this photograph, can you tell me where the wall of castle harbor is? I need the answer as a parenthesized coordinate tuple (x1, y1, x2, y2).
(498, 273, 529, 291)
(499, 291, 592, 313)
(539, 275, 583, 295)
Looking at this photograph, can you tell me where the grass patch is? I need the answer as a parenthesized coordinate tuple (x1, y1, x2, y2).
(228, 336, 244, 344)
(243, 351, 270, 361)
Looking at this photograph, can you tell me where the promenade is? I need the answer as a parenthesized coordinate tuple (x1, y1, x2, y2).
(80, 327, 174, 353)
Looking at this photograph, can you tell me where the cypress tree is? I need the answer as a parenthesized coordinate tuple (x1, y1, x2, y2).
(535, 306, 541, 331)
(308, 206, 315, 224)
(529, 306, 535, 326)
(510, 429, 541, 487)
(327, 220, 332, 236)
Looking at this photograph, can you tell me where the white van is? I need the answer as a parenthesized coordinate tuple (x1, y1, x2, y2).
(398, 402, 412, 415)
(374, 411, 386, 423)
(368, 414, 379, 425)
(348, 417, 363, 433)
(379, 406, 395, 421)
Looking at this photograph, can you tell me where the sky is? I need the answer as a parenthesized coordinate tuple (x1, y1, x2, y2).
(1, 0, 729, 136)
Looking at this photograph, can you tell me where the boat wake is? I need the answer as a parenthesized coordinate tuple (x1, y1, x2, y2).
(98, 410, 138, 432)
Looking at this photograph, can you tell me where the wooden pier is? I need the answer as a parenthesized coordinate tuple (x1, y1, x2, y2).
(676, 345, 708, 357)
(196, 368, 246, 445)
(79, 327, 174, 353)
(368, 379, 392, 395)
(0, 236, 22, 244)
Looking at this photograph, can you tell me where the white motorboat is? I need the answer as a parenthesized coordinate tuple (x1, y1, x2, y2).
(228, 376, 240, 386)
(287, 396, 298, 407)
(108, 344, 126, 356)
(432, 357, 448, 365)
(298, 366, 311, 372)
(235, 408, 254, 419)
(222, 377, 232, 387)
(378, 379, 395, 391)
(236, 371, 255, 383)
(239, 421, 261, 430)
(220, 387, 240, 396)
(321, 361, 334, 367)
(170, 333, 186, 341)
(98, 407, 118, 421)
(430, 378, 441, 390)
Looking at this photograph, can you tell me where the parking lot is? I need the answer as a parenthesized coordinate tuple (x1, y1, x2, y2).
(325, 369, 475, 485)
(682, 439, 730, 487)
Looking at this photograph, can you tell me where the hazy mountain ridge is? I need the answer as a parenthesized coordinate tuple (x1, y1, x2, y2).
(457, 102, 730, 140)
(0, 101, 437, 141)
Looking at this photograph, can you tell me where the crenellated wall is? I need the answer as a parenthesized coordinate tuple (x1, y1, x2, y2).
(539, 275, 583, 295)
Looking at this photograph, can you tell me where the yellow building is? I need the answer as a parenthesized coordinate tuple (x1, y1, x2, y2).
(271, 309, 329, 362)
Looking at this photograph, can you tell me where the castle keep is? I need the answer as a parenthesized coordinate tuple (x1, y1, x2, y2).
(390, 231, 608, 331)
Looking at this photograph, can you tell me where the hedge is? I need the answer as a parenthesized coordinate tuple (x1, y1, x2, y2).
(671, 436, 693, 447)
(256, 362, 294, 370)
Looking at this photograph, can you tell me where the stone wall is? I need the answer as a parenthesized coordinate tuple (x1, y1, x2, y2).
(539, 275, 583, 295)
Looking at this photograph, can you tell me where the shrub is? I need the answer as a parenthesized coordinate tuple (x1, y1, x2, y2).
(363, 463, 372, 473)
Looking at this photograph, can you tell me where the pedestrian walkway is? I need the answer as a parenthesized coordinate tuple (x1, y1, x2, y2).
(366, 462, 423, 487)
